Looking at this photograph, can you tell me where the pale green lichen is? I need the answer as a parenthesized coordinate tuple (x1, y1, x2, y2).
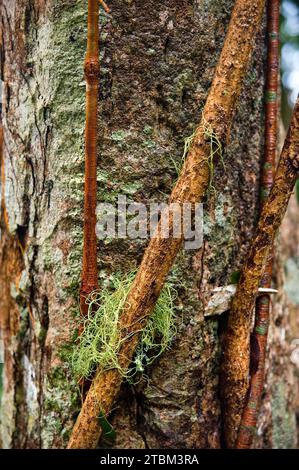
(170, 130, 194, 176)
(71, 272, 177, 383)
(171, 116, 223, 191)
(142, 139, 156, 149)
(203, 125, 224, 191)
(143, 125, 154, 136)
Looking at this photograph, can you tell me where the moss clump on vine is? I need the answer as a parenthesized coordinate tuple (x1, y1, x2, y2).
(71, 272, 177, 383)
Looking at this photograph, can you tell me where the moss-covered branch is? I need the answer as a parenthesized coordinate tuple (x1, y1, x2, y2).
(67, 0, 266, 449)
(221, 96, 299, 448)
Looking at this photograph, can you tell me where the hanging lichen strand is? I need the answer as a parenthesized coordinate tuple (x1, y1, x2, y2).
(71, 272, 177, 382)
(221, 96, 299, 449)
(80, 0, 100, 316)
(67, 0, 266, 449)
(236, 0, 280, 449)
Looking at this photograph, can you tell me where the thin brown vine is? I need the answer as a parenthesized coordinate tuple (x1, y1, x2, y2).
(236, 0, 280, 449)
(80, 0, 100, 316)
(221, 96, 299, 449)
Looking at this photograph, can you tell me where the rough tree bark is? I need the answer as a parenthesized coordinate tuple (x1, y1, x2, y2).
(0, 0, 298, 449)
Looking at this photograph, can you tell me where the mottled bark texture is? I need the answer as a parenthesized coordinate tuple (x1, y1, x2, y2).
(68, 0, 267, 449)
(0, 0, 298, 449)
(221, 97, 299, 448)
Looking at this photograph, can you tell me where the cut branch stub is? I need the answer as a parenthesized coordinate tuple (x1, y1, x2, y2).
(68, 0, 266, 449)
(221, 96, 299, 449)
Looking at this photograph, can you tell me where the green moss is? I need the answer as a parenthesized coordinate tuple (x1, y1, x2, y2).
(38, 327, 48, 346)
(173, 69, 194, 96)
(71, 272, 177, 383)
(17, 307, 30, 340)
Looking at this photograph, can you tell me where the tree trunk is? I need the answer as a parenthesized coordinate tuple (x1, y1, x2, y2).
(0, 0, 298, 449)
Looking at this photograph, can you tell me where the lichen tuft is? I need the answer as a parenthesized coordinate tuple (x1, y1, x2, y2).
(71, 272, 177, 383)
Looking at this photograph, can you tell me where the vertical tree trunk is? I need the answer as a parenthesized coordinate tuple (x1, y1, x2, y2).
(0, 0, 297, 449)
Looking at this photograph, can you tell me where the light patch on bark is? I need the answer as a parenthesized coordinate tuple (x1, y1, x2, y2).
(23, 355, 38, 435)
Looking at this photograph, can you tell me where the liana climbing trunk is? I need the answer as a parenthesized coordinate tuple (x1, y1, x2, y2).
(221, 96, 299, 448)
(80, 0, 100, 315)
(236, 0, 280, 449)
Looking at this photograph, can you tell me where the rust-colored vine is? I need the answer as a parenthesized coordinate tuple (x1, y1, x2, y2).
(221, 96, 299, 448)
(68, 0, 266, 449)
(236, 0, 280, 449)
(80, 0, 100, 316)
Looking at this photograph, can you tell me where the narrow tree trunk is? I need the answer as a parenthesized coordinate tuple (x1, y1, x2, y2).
(0, 0, 298, 449)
